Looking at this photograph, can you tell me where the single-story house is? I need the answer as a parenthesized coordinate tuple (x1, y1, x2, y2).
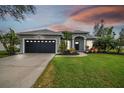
(18, 29, 96, 53)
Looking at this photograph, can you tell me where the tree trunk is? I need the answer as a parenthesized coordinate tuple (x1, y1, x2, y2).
(117, 47, 121, 54)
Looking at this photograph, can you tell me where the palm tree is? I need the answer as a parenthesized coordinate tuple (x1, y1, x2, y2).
(62, 31, 72, 49)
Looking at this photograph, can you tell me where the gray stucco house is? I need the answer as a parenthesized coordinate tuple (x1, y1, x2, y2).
(18, 29, 95, 53)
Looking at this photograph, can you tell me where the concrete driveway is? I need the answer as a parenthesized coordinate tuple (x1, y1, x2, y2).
(0, 53, 55, 88)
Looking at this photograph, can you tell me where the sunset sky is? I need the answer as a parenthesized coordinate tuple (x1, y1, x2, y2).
(0, 5, 124, 36)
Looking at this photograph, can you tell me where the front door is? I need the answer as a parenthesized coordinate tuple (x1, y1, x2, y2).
(75, 41, 79, 50)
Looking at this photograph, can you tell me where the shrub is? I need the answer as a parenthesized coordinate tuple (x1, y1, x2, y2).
(89, 47, 98, 53)
(59, 48, 79, 55)
(63, 49, 70, 55)
(69, 48, 76, 53)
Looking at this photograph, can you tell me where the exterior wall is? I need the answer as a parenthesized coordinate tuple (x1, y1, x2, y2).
(86, 40, 94, 49)
(19, 35, 61, 53)
(67, 40, 71, 49)
(0, 42, 5, 51)
(18, 33, 94, 53)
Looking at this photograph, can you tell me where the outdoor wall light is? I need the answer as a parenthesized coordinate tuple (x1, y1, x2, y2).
(75, 42, 79, 44)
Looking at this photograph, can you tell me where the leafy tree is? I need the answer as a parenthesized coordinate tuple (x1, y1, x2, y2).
(0, 28, 20, 55)
(119, 28, 124, 46)
(94, 19, 104, 37)
(93, 20, 117, 52)
(0, 5, 36, 55)
(116, 28, 124, 53)
(0, 5, 36, 21)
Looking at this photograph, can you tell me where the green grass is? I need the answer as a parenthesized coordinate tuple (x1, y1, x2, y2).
(122, 49, 124, 52)
(33, 54, 124, 88)
(0, 51, 8, 58)
(109, 48, 124, 53)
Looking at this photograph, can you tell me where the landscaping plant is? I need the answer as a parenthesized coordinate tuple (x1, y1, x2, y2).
(0, 28, 20, 55)
(59, 40, 67, 54)
(62, 31, 72, 50)
(93, 20, 118, 53)
(116, 28, 124, 53)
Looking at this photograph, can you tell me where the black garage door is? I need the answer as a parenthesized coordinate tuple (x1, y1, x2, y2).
(25, 40, 56, 53)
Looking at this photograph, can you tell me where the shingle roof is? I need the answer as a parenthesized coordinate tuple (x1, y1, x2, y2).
(86, 34, 97, 39)
(17, 29, 96, 39)
(18, 29, 63, 36)
(72, 30, 89, 34)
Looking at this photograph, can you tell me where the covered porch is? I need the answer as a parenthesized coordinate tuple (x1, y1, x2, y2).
(67, 35, 86, 51)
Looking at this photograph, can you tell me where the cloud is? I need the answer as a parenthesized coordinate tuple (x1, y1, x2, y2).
(70, 6, 124, 25)
(49, 6, 124, 32)
(49, 19, 93, 32)
(49, 24, 73, 32)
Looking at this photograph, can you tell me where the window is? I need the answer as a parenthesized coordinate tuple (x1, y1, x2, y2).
(30, 41, 33, 42)
(34, 41, 36, 42)
(26, 40, 29, 42)
(52, 41, 55, 43)
(45, 41, 47, 42)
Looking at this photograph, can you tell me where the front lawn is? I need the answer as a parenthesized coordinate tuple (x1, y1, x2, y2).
(109, 48, 124, 53)
(33, 54, 124, 88)
(0, 51, 8, 58)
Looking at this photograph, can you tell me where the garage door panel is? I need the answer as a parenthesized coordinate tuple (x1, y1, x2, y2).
(25, 40, 56, 53)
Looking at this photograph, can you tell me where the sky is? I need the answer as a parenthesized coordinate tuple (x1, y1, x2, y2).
(0, 5, 124, 36)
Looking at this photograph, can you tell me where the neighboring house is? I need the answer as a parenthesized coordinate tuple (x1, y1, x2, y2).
(0, 42, 5, 51)
(18, 29, 96, 53)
